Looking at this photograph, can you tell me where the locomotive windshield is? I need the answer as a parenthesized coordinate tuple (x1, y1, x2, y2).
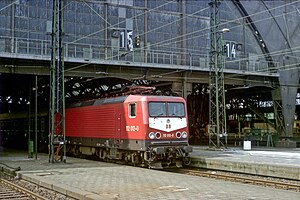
(148, 102, 185, 117)
(149, 102, 167, 117)
(168, 102, 185, 117)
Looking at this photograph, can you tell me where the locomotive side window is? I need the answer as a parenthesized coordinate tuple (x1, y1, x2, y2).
(129, 103, 136, 118)
(148, 102, 167, 117)
(167, 102, 185, 117)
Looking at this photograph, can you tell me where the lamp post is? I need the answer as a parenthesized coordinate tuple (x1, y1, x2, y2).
(28, 80, 32, 158)
(35, 75, 37, 160)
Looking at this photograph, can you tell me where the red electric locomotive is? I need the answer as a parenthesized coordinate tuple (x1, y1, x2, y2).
(65, 95, 192, 168)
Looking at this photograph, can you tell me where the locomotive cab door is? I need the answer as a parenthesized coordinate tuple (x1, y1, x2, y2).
(114, 108, 122, 146)
(110, 106, 122, 159)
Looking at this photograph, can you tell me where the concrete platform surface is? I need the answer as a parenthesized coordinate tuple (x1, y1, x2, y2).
(1, 147, 300, 200)
(190, 146, 300, 180)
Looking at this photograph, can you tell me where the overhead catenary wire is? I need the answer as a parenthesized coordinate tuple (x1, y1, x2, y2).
(2, 0, 299, 64)
(103, 9, 300, 76)
(9, 4, 299, 66)
(68, 0, 300, 63)
(132, 0, 300, 58)
(1, 0, 300, 81)
(68, 0, 179, 44)
(7, 0, 299, 74)
(88, 1, 300, 77)
(106, 3, 298, 78)
(0, 0, 18, 13)
(134, 8, 300, 62)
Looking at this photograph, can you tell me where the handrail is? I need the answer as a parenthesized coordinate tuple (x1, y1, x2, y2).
(0, 35, 277, 73)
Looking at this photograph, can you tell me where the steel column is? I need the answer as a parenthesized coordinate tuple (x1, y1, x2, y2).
(272, 88, 285, 136)
(144, 0, 148, 63)
(278, 69, 300, 138)
(180, 0, 187, 65)
(49, 0, 66, 163)
(35, 75, 38, 160)
(208, 0, 227, 148)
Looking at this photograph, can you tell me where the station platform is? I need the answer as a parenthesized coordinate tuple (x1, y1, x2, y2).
(1, 146, 300, 200)
(189, 146, 300, 180)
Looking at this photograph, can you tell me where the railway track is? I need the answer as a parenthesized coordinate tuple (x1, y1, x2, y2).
(165, 168, 300, 192)
(0, 178, 48, 200)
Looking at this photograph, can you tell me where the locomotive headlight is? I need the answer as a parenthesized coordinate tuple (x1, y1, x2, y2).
(149, 132, 155, 139)
(181, 131, 187, 139)
(176, 131, 181, 138)
(155, 132, 161, 139)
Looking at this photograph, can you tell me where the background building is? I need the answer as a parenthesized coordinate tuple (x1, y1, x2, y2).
(0, 0, 300, 147)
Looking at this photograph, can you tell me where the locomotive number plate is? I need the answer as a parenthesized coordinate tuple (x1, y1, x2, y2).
(163, 133, 174, 138)
(126, 125, 140, 132)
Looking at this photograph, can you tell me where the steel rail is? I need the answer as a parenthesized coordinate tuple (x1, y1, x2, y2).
(0, 178, 48, 200)
(170, 168, 300, 192)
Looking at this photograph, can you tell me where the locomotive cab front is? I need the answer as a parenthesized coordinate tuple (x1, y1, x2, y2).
(143, 96, 193, 168)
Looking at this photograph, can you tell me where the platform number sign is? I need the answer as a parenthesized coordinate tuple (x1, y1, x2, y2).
(225, 42, 236, 59)
(120, 30, 133, 51)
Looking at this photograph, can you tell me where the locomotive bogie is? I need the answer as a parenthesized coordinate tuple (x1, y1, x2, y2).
(78, 146, 96, 155)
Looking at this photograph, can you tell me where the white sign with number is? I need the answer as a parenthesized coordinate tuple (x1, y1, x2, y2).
(119, 30, 133, 51)
(225, 42, 236, 59)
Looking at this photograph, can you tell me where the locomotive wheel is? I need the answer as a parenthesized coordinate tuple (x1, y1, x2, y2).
(73, 146, 80, 157)
(183, 157, 191, 165)
(97, 149, 102, 159)
(102, 149, 108, 159)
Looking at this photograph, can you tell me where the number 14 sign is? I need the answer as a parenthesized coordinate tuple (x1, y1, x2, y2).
(225, 42, 236, 59)
(224, 42, 242, 59)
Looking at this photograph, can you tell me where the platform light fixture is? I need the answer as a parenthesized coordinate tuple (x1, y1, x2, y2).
(95, 71, 108, 75)
(220, 28, 230, 33)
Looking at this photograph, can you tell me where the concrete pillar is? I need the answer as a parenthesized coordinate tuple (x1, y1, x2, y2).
(172, 82, 183, 97)
(172, 81, 192, 100)
(276, 68, 300, 148)
(183, 82, 192, 100)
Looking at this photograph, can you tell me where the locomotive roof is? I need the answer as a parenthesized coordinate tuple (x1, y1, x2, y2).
(67, 95, 128, 108)
(0, 96, 184, 119)
(67, 95, 184, 108)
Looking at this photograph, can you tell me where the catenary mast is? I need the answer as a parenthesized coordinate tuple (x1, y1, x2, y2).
(49, 0, 66, 163)
(208, 0, 227, 148)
